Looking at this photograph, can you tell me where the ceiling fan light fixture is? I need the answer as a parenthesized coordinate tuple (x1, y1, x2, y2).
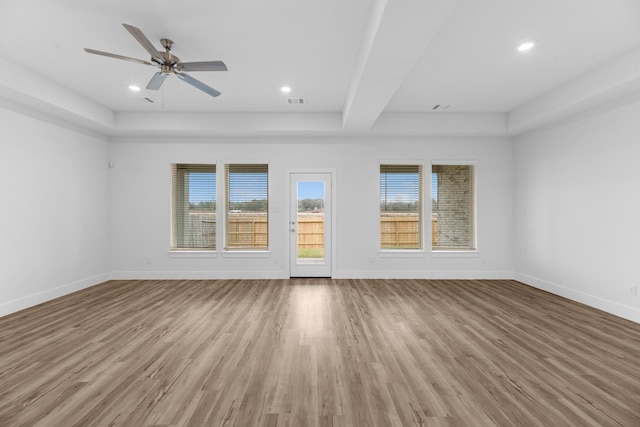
(517, 41, 535, 52)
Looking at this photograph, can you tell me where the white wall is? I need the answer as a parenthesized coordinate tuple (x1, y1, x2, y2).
(5, 91, 640, 324)
(514, 100, 640, 323)
(109, 136, 514, 280)
(0, 107, 110, 316)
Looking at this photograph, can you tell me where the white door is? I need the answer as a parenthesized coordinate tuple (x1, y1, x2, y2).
(289, 173, 332, 277)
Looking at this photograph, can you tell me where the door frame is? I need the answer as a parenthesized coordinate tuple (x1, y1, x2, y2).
(286, 169, 336, 278)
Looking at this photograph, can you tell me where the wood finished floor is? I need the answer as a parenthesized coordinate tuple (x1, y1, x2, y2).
(1, 279, 639, 426)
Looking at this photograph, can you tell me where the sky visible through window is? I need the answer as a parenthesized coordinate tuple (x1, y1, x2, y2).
(380, 171, 419, 204)
(187, 172, 437, 203)
(188, 172, 216, 203)
(378, 170, 438, 205)
(298, 181, 324, 200)
(228, 172, 267, 202)
(187, 172, 269, 203)
(432, 172, 438, 201)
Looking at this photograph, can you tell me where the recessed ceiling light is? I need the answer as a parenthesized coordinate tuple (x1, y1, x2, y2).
(128, 84, 141, 92)
(280, 86, 291, 93)
(517, 41, 535, 52)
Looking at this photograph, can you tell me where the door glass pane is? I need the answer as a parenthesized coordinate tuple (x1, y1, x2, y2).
(297, 181, 325, 264)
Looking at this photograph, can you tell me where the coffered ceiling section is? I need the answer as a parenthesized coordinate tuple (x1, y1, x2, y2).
(1, 0, 640, 136)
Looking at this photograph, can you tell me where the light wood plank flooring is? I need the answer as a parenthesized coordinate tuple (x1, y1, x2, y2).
(1, 279, 639, 426)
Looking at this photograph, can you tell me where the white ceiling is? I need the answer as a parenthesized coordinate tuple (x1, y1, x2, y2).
(1, 0, 640, 137)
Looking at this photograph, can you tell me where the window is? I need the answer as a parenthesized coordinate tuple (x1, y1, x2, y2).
(170, 164, 216, 250)
(225, 164, 269, 250)
(380, 164, 423, 249)
(431, 164, 475, 250)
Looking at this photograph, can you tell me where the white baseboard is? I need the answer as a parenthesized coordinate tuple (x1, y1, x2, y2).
(515, 272, 640, 324)
(332, 270, 514, 280)
(110, 270, 514, 281)
(0, 273, 110, 318)
(109, 270, 288, 280)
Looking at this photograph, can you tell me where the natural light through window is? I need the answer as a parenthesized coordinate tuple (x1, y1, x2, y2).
(380, 164, 423, 249)
(225, 164, 269, 250)
(170, 164, 216, 250)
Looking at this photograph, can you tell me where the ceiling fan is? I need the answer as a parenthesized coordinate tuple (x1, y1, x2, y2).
(84, 23, 227, 97)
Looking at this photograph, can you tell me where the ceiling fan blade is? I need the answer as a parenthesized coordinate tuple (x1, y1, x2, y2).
(176, 73, 221, 97)
(146, 72, 168, 90)
(122, 23, 163, 63)
(178, 61, 228, 72)
(84, 48, 154, 66)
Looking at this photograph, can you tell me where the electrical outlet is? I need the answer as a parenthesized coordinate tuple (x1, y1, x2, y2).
(628, 285, 637, 297)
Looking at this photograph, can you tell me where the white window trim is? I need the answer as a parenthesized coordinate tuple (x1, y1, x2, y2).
(430, 160, 478, 253)
(379, 160, 426, 252)
(168, 250, 218, 258)
(170, 163, 218, 252)
(223, 161, 271, 252)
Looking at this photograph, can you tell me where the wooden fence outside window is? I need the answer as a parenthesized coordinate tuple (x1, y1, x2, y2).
(186, 213, 436, 249)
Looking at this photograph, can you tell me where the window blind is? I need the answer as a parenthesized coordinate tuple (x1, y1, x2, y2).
(432, 164, 475, 250)
(225, 164, 269, 250)
(380, 164, 423, 249)
(170, 164, 216, 250)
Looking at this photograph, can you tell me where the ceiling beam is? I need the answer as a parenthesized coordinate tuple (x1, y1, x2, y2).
(114, 112, 343, 136)
(0, 55, 115, 133)
(508, 46, 640, 135)
(373, 112, 508, 136)
(342, 0, 460, 131)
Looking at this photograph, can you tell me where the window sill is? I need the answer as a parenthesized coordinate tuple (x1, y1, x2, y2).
(222, 250, 270, 258)
(168, 250, 218, 258)
(378, 250, 427, 258)
(431, 250, 478, 258)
